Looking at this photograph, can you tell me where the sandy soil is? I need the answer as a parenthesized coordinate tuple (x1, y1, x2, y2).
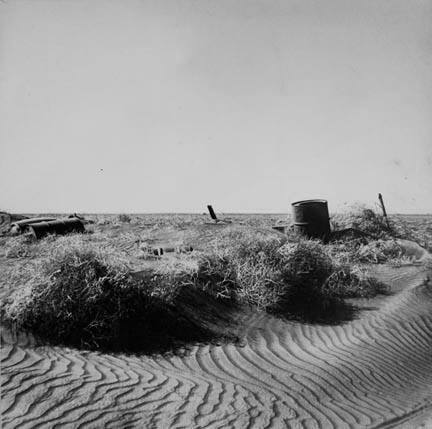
(2, 264, 432, 428)
(1, 215, 432, 428)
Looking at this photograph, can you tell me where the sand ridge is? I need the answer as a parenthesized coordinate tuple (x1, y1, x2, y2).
(2, 262, 432, 428)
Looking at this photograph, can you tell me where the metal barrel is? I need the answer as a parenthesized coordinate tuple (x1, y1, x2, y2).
(28, 218, 85, 239)
(291, 199, 331, 241)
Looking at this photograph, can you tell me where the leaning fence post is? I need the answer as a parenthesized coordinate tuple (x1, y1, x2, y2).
(378, 193, 390, 229)
(207, 205, 218, 221)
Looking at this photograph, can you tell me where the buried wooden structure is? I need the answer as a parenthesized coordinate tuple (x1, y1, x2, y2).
(28, 218, 85, 239)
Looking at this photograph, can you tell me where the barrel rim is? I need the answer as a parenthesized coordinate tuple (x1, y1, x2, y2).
(291, 199, 328, 207)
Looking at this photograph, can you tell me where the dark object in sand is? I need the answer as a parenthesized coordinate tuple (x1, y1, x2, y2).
(206, 205, 232, 224)
(378, 193, 391, 229)
(68, 213, 94, 224)
(292, 199, 331, 242)
(207, 205, 218, 221)
(150, 246, 194, 256)
(28, 218, 85, 239)
(10, 217, 57, 235)
(272, 225, 287, 233)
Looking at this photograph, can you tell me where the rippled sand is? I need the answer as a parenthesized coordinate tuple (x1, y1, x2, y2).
(2, 261, 432, 428)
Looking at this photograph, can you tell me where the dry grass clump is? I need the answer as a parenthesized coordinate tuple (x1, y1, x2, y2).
(3, 233, 99, 260)
(3, 235, 36, 258)
(195, 227, 287, 309)
(1, 242, 223, 353)
(267, 241, 384, 322)
(323, 265, 389, 298)
(267, 241, 343, 322)
(328, 238, 406, 265)
(117, 213, 132, 223)
(353, 240, 405, 264)
(278, 241, 333, 290)
(328, 206, 427, 265)
(332, 206, 392, 238)
(195, 230, 384, 322)
(332, 205, 432, 251)
(391, 216, 432, 252)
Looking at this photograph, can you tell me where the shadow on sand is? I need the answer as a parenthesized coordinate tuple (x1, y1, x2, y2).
(270, 293, 361, 325)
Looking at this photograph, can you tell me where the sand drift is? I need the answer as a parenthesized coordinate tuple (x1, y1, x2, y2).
(2, 261, 432, 428)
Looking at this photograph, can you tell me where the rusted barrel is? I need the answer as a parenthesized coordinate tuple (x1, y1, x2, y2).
(28, 218, 85, 239)
(291, 199, 331, 241)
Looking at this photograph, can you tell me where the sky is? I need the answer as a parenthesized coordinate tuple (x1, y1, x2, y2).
(1, 0, 431, 213)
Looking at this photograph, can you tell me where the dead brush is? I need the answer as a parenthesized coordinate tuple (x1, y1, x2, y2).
(278, 240, 334, 290)
(328, 206, 425, 265)
(3, 244, 140, 348)
(197, 234, 390, 322)
(2, 242, 219, 353)
(323, 265, 389, 298)
(233, 258, 283, 310)
(117, 213, 132, 223)
(354, 239, 405, 264)
(195, 251, 237, 300)
(333, 206, 393, 239)
(328, 238, 406, 265)
(390, 216, 432, 252)
(3, 234, 36, 258)
(195, 226, 287, 308)
(267, 240, 357, 323)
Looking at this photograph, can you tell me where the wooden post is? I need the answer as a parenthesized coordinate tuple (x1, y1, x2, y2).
(207, 205, 218, 221)
(378, 193, 390, 229)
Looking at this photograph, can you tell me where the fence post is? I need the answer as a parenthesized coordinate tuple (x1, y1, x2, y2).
(378, 193, 390, 229)
(207, 205, 218, 221)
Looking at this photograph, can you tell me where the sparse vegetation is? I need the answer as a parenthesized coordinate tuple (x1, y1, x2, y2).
(2, 242, 233, 353)
(195, 228, 286, 309)
(1, 210, 430, 352)
(328, 238, 407, 265)
(328, 206, 428, 265)
(3, 235, 36, 258)
(194, 228, 387, 321)
(391, 215, 432, 252)
(323, 264, 389, 298)
(331, 206, 393, 238)
(117, 213, 132, 223)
